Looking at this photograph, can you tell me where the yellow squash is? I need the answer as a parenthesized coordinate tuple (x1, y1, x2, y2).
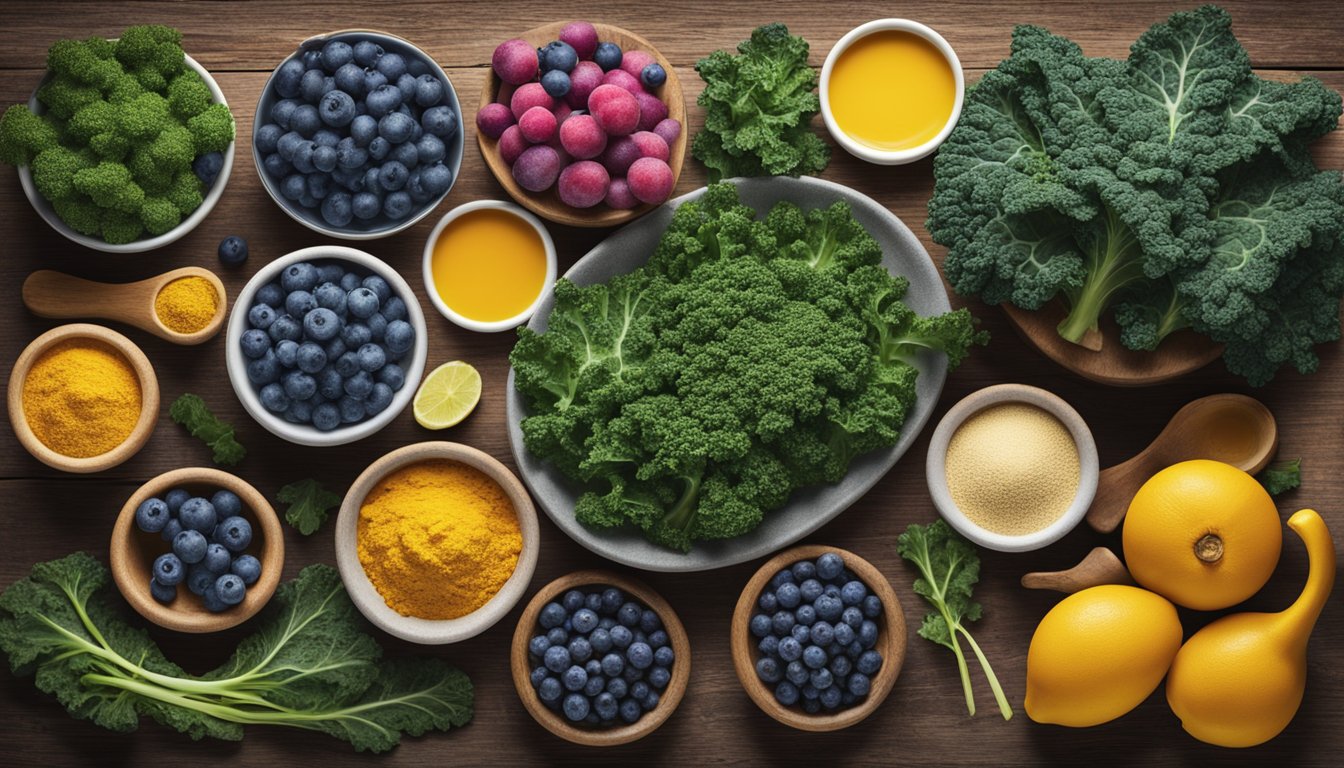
(1025, 584, 1183, 727)
(1123, 459, 1282, 610)
(1166, 509, 1335, 748)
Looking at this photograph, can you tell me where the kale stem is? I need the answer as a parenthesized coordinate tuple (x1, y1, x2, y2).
(958, 627, 1014, 720)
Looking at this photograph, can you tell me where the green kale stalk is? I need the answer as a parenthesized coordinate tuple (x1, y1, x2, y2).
(928, 5, 1344, 386)
(692, 23, 830, 182)
(0, 554, 472, 751)
(511, 183, 986, 552)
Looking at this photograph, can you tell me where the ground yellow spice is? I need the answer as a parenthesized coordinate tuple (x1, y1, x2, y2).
(22, 339, 142, 458)
(357, 459, 522, 619)
(944, 403, 1080, 535)
(155, 276, 218, 334)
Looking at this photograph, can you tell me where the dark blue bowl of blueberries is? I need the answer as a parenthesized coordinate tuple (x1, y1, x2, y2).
(225, 246, 428, 446)
(253, 31, 463, 238)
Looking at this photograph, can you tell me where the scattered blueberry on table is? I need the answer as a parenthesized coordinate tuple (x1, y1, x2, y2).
(240, 259, 415, 431)
(528, 586, 675, 727)
(749, 552, 883, 713)
(217, 235, 249, 267)
(135, 487, 262, 612)
(256, 36, 458, 230)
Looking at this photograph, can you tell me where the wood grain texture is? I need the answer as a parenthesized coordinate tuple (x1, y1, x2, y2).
(0, 2, 1341, 766)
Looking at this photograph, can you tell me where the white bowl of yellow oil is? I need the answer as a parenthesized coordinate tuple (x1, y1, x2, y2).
(820, 19, 964, 165)
(422, 200, 556, 333)
(926, 384, 1098, 552)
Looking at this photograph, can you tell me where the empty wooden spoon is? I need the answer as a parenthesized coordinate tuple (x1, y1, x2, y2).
(22, 267, 228, 345)
(1022, 547, 1133, 593)
(1085, 393, 1277, 533)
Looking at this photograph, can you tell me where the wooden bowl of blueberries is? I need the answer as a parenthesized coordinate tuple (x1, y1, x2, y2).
(731, 545, 906, 731)
(110, 467, 285, 633)
(510, 569, 690, 746)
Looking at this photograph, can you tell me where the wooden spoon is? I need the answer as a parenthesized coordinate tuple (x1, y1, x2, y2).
(1022, 547, 1133, 593)
(22, 267, 228, 345)
(1085, 394, 1277, 533)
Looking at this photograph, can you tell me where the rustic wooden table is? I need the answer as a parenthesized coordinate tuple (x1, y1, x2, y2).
(1, 2, 1340, 765)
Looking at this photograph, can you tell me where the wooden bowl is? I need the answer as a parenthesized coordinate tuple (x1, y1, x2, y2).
(477, 22, 687, 228)
(731, 545, 906, 731)
(110, 467, 285, 633)
(6, 323, 159, 473)
(1003, 302, 1223, 386)
(511, 570, 691, 745)
(334, 442, 540, 644)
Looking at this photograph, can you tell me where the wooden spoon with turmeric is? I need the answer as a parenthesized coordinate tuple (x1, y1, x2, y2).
(22, 266, 228, 345)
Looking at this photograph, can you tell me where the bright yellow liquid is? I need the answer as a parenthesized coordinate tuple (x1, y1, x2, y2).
(430, 209, 547, 322)
(829, 30, 957, 151)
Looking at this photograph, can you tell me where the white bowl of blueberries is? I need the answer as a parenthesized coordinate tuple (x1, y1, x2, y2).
(225, 245, 428, 446)
(252, 31, 463, 239)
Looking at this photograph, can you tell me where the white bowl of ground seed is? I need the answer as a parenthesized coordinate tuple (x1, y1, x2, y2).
(925, 384, 1098, 553)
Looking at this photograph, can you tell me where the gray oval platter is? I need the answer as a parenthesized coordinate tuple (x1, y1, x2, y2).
(505, 176, 952, 572)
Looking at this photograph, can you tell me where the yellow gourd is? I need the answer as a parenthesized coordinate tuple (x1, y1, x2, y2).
(1165, 509, 1335, 748)
(1025, 585, 1183, 727)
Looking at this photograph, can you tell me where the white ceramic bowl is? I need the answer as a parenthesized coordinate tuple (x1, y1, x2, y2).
(18, 52, 235, 253)
(819, 19, 965, 165)
(925, 383, 1098, 552)
(224, 245, 428, 446)
(421, 200, 557, 333)
(334, 441, 541, 644)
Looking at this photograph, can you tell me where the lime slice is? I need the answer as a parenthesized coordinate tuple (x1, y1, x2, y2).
(412, 361, 482, 429)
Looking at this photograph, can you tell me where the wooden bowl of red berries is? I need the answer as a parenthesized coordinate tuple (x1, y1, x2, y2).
(731, 545, 906, 731)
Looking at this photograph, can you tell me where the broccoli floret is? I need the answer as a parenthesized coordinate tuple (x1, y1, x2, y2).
(53, 195, 102, 236)
(114, 91, 170, 140)
(139, 196, 181, 235)
(89, 131, 130, 161)
(35, 76, 101, 120)
(114, 25, 184, 78)
(166, 70, 210, 119)
(46, 38, 122, 89)
(66, 101, 118, 142)
(164, 169, 203, 215)
(186, 102, 234, 154)
(99, 208, 144, 244)
(30, 146, 94, 201)
(73, 161, 144, 213)
(0, 105, 59, 165)
(105, 73, 144, 104)
(130, 65, 168, 93)
(146, 123, 195, 174)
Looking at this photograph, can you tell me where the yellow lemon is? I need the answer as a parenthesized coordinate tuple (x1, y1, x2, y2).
(1025, 584, 1183, 727)
(1123, 459, 1281, 611)
(412, 361, 482, 429)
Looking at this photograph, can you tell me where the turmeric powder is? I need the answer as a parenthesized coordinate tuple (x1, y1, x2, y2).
(22, 339, 142, 457)
(155, 276, 218, 334)
(357, 459, 522, 620)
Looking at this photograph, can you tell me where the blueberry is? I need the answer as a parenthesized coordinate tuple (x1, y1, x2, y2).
(213, 235, 249, 268)
(819, 684, 843, 710)
(150, 578, 177, 604)
(594, 42, 622, 72)
(585, 627, 611, 653)
(571, 608, 599, 634)
(312, 145, 338, 173)
(758, 635, 781, 658)
(275, 339, 299, 368)
(653, 646, 674, 668)
(540, 69, 571, 98)
(135, 497, 170, 533)
(778, 636, 802, 662)
(367, 136, 391, 161)
(335, 351, 361, 378)
(539, 40, 578, 73)
(320, 40, 353, 72)
(346, 287, 380, 320)
(799, 578, 823, 603)
(529, 634, 551, 658)
(639, 610, 661, 634)
(312, 402, 341, 431)
(648, 630, 669, 650)
(562, 693, 588, 722)
(395, 72, 417, 103)
(407, 135, 442, 168)
(583, 673, 605, 698)
(862, 595, 883, 619)
(341, 323, 372, 348)
(619, 697, 642, 723)
(774, 680, 800, 706)
(259, 382, 289, 412)
(772, 581, 803, 610)
(841, 606, 864, 630)
(377, 160, 408, 190)
(365, 83, 403, 118)
(375, 51, 407, 79)
(152, 552, 184, 585)
(815, 595, 844, 623)
(185, 563, 215, 595)
(263, 152, 292, 178)
(378, 112, 416, 145)
(859, 620, 879, 648)
(770, 610, 795, 636)
(802, 645, 828, 670)
(321, 191, 354, 227)
(599, 651, 624, 677)
(318, 89, 356, 127)
(177, 497, 215, 533)
(816, 553, 844, 581)
(606, 677, 628, 699)
(420, 163, 452, 195)
(785, 660, 810, 686)
(527, 664, 549, 689)
(610, 625, 633, 649)
(829, 654, 853, 678)
(376, 363, 405, 391)
(801, 684, 819, 701)
(754, 655, 784, 684)
(543, 644, 570, 673)
(810, 621, 835, 647)
(363, 69, 388, 94)
(284, 399, 313, 424)
(313, 129, 341, 147)
(353, 40, 384, 68)
(202, 543, 231, 574)
(626, 641, 653, 670)
(291, 103, 321, 137)
(282, 371, 316, 401)
(273, 58, 306, 98)
(539, 601, 567, 629)
(338, 396, 365, 423)
(271, 99, 299, 129)
(841, 581, 867, 606)
(352, 192, 381, 220)
(562, 664, 588, 692)
(366, 312, 388, 342)
(173, 529, 208, 564)
(568, 635, 593, 663)
(324, 335, 348, 360)
(594, 691, 618, 721)
(547, 627, 569, 646)
(421, 105, 457, 138)
(791, 623, 812, 644)
(193, 151, 224, 186)
(256, 123, 283, 154)
(537, 676, 562, 703)
(214, 573, 246, 606)
(231, 554, 262, 586)
(295, 308, 336, 343)
(333, 61, 366, 97)
(384, 319, 414, 355)
(160, 518, 183, 543)
(212, 491, 243, 518)
(344, 371, 374, 399)
(403, 73, 442, 108)
(335, 139, 368, 169)
(640, 63, 667, 88)
(792, 560, 817, 581)
(280, 173, 306, 201)
(292, 342, 325, 374)
(834, 622, 856, 647)
(847, 672, 871, 697)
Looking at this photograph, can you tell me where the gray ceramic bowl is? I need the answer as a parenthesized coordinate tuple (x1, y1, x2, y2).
(252, 30, 463, 239)
(505, 176, 953, 572)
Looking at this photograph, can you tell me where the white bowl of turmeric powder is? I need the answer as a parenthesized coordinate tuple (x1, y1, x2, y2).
(334, 441, 541, 644)
(925, 384, 1098, 553)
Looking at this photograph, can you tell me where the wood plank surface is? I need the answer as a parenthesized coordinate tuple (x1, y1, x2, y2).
(0, 2, 1340, 766)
